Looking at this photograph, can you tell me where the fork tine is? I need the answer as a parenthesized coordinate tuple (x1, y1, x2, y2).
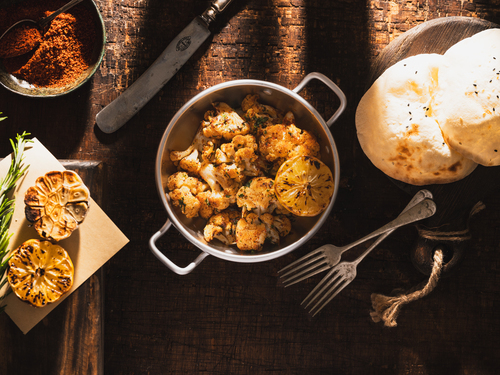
(309, 278, 351, 317)
(281, 263, 332, 287)
(278, 248, 324, 274)
(302, 268, 341, 308)
(279, 253, 326, 279)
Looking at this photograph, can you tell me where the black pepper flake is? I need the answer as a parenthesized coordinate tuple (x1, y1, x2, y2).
(495, 149, 498, 152)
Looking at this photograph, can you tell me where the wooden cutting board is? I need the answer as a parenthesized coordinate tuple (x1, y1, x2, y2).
(367, 17, 500, 276)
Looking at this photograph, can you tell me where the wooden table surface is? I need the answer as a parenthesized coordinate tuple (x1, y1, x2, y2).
(1, 0, 500, 374)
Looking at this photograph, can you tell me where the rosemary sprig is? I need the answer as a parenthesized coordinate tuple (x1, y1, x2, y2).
(0, 132, 32, 313)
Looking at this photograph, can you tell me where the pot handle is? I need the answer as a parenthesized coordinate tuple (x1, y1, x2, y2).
(149, 219, 209, 275)
(293, 72, 347, 128)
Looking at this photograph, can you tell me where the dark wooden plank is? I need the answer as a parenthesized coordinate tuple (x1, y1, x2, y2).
(0, 160, 104, 375)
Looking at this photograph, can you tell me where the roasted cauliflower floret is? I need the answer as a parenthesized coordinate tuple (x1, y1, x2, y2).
(167, 172, 208, 218)
(200, 163, 244, 202)
(215, 134, 261, 176)
(260, 213, 292, 245)
(236, 177, 283, 216)
(167, 171, 208, 194)
(196, 163, 238, 218)
(259, 123, 320, 173)
(242, 94, 282, 132)
(235, 212, 292, 250)
(235, 213, 267, 251)
(168, 187, 201, 219)
(272, 214, 292, 237)
(170, 126, 218, 174)
(202, 102, 250, 140)
(203, 210, 240, 245)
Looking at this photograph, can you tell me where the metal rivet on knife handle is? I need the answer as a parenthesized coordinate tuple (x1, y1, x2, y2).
(95, 0, 236, 134)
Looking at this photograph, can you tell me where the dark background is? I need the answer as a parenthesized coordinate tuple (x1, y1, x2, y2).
(1, 0, 500, 374)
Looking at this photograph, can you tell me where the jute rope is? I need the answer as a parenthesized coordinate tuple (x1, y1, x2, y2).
(370, 249, 444, 327)
(369, 201, 485, 327)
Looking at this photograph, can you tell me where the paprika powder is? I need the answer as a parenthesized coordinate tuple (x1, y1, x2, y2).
(0, 24, 42, 59)
(0, 0, 97, 88)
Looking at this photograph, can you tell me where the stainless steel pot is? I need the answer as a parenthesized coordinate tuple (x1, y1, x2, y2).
(149, 72, 346, 274)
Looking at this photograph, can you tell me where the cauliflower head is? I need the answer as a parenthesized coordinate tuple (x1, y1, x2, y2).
(202, 102, 250, 140)
(242, 94, 282, 132)
(235, 212, 292, 251)
(259, 123, 320, 173)
(170, 126, 218, 175)
(167, 172, 208, 219)
(203, 210, 240, 245)
(236, 177, 283, 216)
(235, 213, 267, 251)
(196, 163, 246, 218)
(260, 213, 292, 245)
(215, 134, 262, 177)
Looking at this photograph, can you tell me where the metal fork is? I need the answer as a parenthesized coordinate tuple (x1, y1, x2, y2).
(302, 196, 437, 317)
(279, 189, 434, 287)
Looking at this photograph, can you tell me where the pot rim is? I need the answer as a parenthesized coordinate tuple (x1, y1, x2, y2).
(155, 77, 341, 263)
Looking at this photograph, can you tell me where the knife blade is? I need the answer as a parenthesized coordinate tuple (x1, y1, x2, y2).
(96, 0, 235, 134)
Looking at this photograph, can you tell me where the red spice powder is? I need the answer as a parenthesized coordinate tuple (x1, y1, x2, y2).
(0, 24, 42, 59)
(0, 0, 97, 88)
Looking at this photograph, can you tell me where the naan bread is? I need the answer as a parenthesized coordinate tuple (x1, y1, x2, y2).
(356, 54, 477, 185)
(435, 29, 500, 166)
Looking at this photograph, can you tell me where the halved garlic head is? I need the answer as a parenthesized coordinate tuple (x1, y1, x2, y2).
(25, 170, 90, 241)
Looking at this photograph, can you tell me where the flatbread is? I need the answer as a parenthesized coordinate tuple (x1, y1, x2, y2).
(434, 28, 500, 166)
(356, 53, 477, 185)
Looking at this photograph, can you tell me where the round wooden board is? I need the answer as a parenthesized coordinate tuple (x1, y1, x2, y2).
(368, 17, 500, 275)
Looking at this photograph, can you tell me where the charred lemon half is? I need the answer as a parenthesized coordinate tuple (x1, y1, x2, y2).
(7, 239, 74, 307)
(274, 155, 335, 217)
(25, 170, 90, 242)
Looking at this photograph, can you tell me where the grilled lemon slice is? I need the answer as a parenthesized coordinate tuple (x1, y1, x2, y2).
(7, 239, 74, 307)
(274, 155, 334, 217)
(25, 170, 90, 242)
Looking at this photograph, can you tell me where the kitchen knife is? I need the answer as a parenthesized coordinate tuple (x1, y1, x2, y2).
(96, 0, 235, 134)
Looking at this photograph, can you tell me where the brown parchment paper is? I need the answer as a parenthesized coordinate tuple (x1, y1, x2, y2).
(0, 138, 129, 334)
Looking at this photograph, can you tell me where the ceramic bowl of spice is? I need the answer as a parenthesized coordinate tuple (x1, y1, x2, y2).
(0, 0, 105, 97)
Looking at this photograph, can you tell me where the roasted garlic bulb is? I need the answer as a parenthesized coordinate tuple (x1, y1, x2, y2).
(7, 239, 74, 307)
(25, 170, 90, 241)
